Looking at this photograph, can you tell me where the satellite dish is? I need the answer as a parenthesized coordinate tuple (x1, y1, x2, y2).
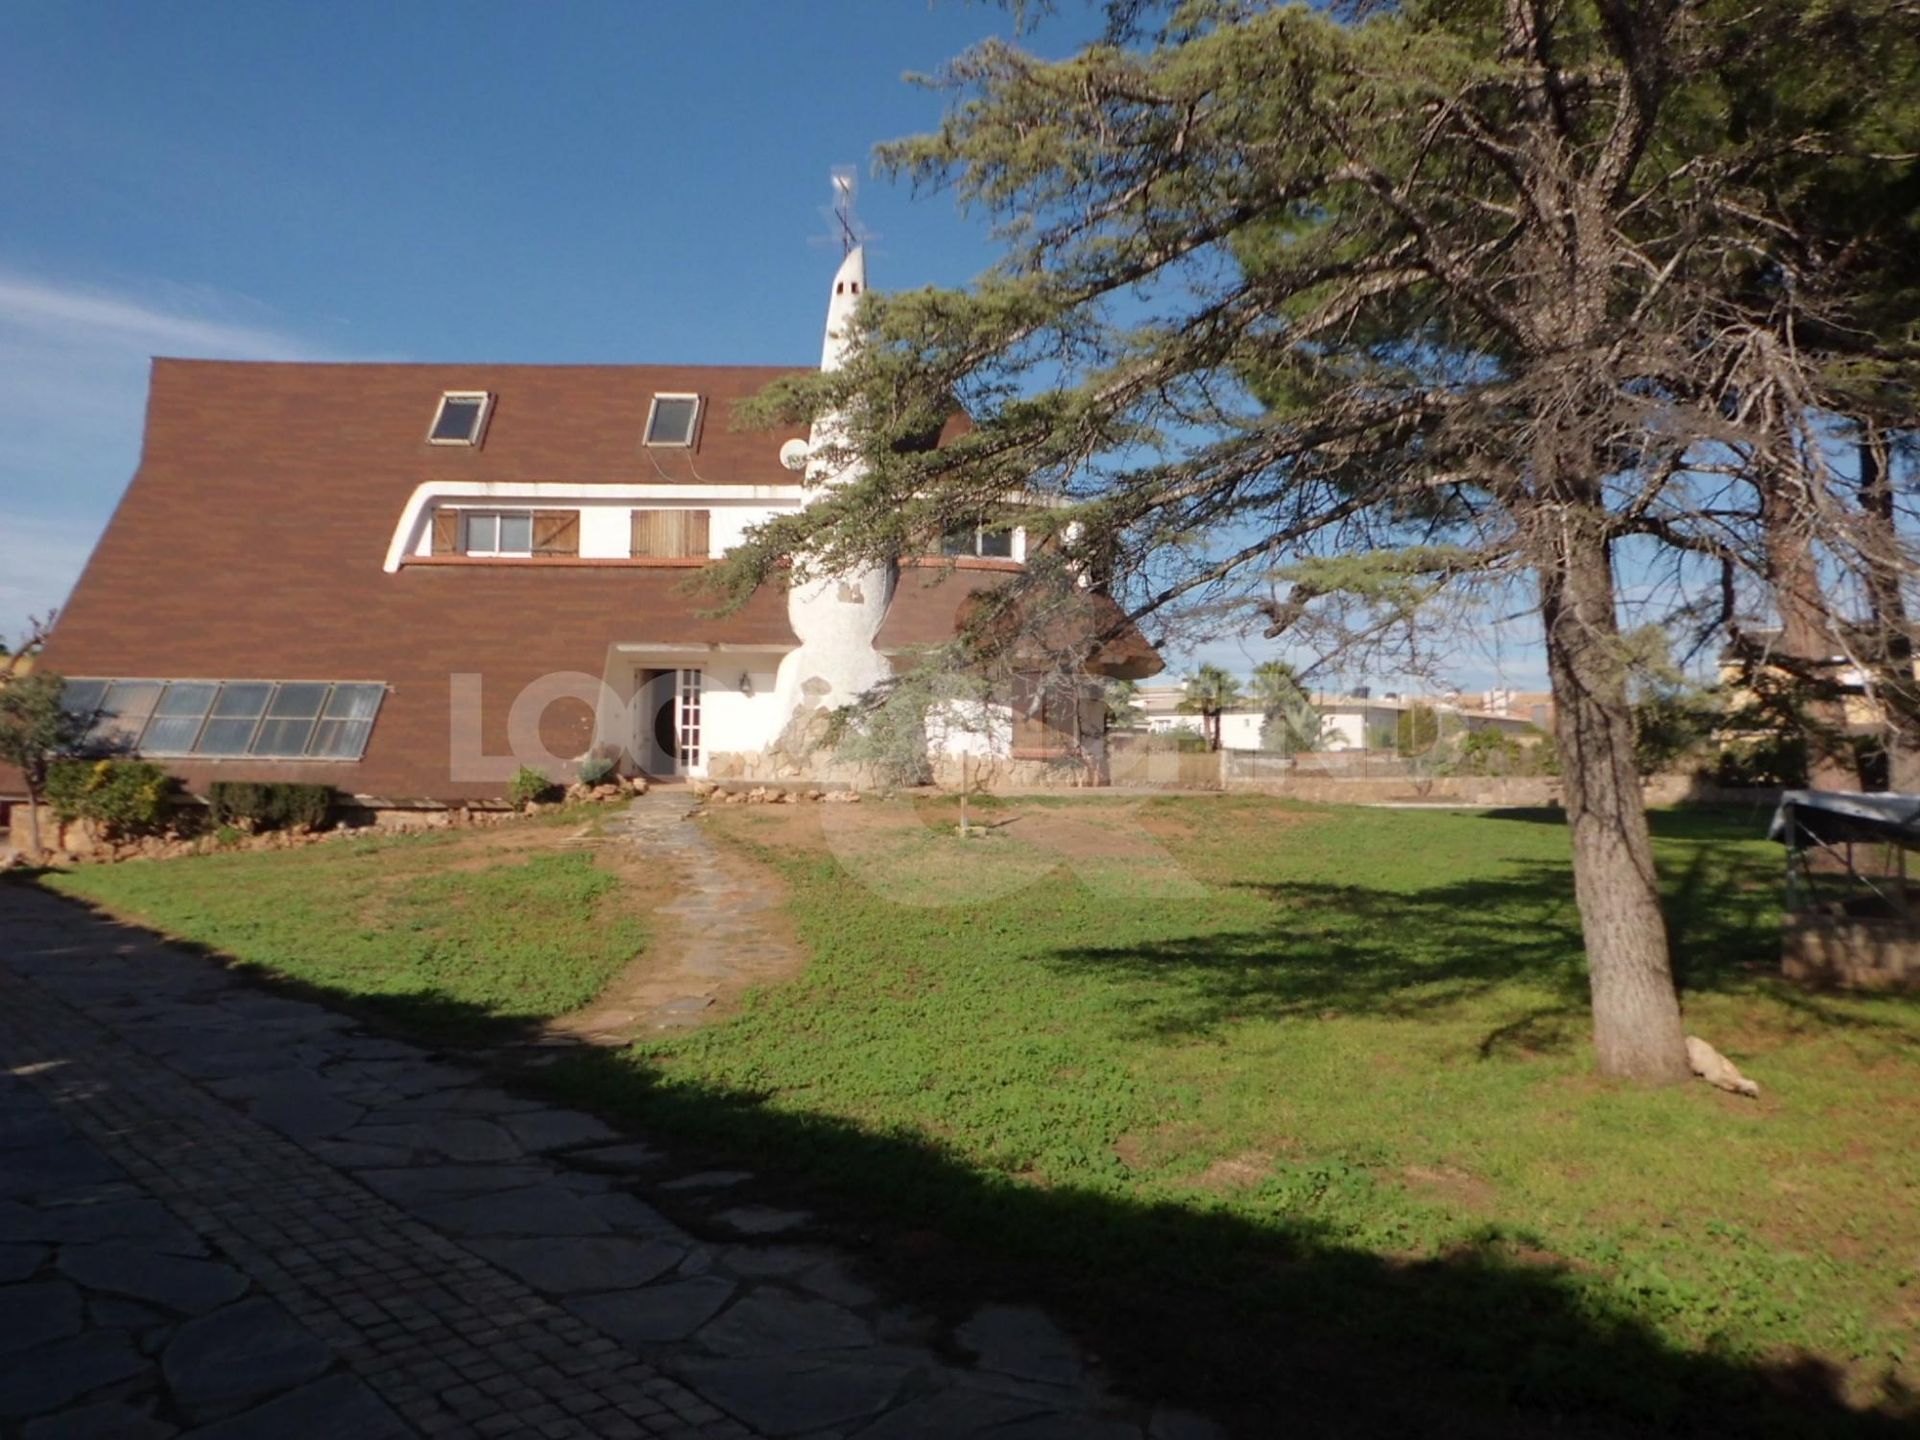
(779, 438, 811, 471)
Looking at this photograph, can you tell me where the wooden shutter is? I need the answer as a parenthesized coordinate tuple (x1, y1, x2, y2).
(531, 510, 579, 557)
(630, 510, 667, 557)
(630, 509, 711, 559)
(431, 508, 461, 555)
(1012, 674, 1078, 756)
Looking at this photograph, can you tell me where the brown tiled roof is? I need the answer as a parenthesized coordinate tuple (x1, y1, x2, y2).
(131, 358, 815, 486)
(34, 360, 803, 802)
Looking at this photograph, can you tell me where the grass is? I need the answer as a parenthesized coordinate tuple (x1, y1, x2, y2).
(42, 828, 645, 1045)
(35, 797, 1920, 1434)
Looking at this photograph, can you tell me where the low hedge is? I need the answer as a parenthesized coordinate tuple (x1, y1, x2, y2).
(44, 759, 175, 837)
(205, 781, 337, 832)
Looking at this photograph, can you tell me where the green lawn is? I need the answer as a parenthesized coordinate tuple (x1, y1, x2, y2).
(42, 828, 646, 1045)
(37, 798, 1920, 1435)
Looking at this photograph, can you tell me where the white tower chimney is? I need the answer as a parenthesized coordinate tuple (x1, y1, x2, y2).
(760, 239, 896, 774)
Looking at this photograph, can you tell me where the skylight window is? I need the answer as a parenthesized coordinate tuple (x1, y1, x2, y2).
(89, 681, 163, 750)
(57, 679, 386, 761)
(252, 682, 331, 757)
(309, 684, 385, 759)
(140, 681, 218, 755)
(645, 394, 701, 447)
(428, 391, 492, 446)
(197, 683, 273, 756)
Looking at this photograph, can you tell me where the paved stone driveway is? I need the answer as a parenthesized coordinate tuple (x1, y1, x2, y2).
(0, 885, 1222, 1440)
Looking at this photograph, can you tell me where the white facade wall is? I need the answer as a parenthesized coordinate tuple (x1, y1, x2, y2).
(578, 504, 635, 558)
(698, 666, 786, 760)
(410, 497, 797, 560)
(1217, 712, 1266, 751)
(707, 502, 783, 557)
(1320, 711, 1369, 751)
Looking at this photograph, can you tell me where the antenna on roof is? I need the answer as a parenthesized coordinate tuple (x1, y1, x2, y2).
(830, 166, 859, 255)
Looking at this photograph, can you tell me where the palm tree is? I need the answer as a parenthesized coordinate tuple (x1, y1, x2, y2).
(1177, 664, 1242, 751)
(1249, 660, 1319, 752)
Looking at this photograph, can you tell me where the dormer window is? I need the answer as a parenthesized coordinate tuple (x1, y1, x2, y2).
(645, 394, 701, 448)
(428, 391, 492, 446)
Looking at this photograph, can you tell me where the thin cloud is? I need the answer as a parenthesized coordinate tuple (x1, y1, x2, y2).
(0, 266, 349, 635)
(0, 515, 96, 641)
(0, 270, 328, 361)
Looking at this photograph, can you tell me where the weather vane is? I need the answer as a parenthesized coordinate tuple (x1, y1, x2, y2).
(830, 166, 859, 256)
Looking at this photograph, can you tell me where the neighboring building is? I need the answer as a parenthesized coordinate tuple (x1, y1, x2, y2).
(1718, 628, 1915, 735)
(1131, 681, 1550, 752)
(1312, 694, 1546, 752)
(1132, 683, 1201, 735)
(7, 247, 1158, 809)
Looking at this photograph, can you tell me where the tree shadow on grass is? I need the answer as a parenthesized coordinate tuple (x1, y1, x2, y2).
(4, 879, 1914, 1438)
(0, 867, 551, 1051)
(1040, 810, 1791, 1045)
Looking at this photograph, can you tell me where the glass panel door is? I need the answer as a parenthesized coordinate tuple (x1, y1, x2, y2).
(676, 669, 702, 772)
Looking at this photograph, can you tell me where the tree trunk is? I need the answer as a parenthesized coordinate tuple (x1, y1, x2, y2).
(23, 782, 43, 862)
(1756, 477, 1854, 790)
(1540, 520, 1692, 1084)
(1857, 426, 1920, 789)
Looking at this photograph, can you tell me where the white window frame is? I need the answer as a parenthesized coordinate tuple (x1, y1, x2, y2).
(677, 668, 703, 771)
(427, 391, 494, 447)
(644, 393, 703, 448)
(942, 523, 1023, 561)
(461, 509, 535, 557)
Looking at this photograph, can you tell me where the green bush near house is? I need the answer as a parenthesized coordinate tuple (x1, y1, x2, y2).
(577, 755, 617, 787)
(44, 758, 175, 836)
(509, 765, 556, 807)
(1711, 732, 1809, 788)
(206, 780, 337, 831)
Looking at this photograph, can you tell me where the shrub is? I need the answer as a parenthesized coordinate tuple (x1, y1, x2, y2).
(44, 758, 174, 836)
(509, 766, 556, 807)
(577, 755, 617, 787)
(1396, 705, 1440, 757)
(1454, 728, 1520, 776)
(1632, 691, 1718, 776)
(1711, 734, 1807, 789)
(206, 781, 337, 831)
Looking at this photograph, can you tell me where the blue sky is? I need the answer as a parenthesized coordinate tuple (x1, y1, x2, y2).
(0, 2, 1550, 690)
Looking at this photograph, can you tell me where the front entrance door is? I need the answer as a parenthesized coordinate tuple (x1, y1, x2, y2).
(632, 667, 702, 776)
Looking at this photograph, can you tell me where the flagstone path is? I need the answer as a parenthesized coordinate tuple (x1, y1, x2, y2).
(0, 882, 1223, 1440)
(539, 792, 803, 1046)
